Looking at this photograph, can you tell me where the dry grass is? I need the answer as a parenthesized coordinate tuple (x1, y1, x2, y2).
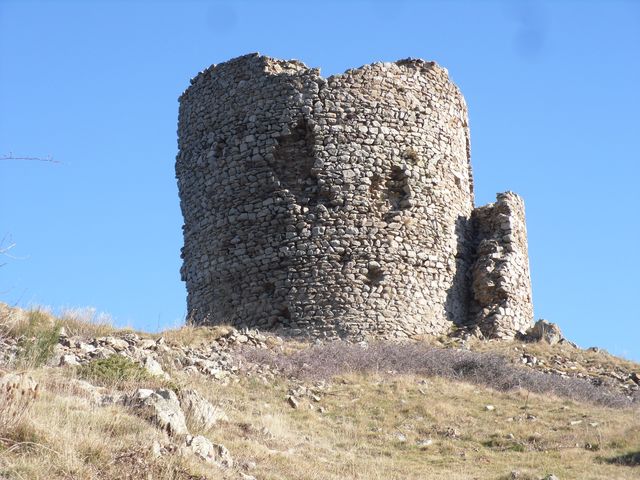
(184, 372, 640, 480)
(0, 305, 115, 341)
(0, 360, 638, 479)
(0, 376, 38, 447)
(56, 307, 116, 339)
(1, 307, 639, 479)
(0, 369, 216, 480)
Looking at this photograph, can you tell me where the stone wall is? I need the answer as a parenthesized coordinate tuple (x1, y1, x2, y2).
(470, 192, 534, 338)
(176, 53, 533, 339)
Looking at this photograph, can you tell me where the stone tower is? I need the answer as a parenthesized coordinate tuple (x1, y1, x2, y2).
(176, 53, 533, 339)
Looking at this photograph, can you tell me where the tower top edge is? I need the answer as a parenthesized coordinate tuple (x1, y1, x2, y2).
(180, 53, 455, 99)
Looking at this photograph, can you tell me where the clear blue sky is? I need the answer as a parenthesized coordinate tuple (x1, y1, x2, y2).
(1, 1, 638, 359)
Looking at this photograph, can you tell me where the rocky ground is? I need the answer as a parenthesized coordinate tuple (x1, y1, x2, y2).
(1, 304, 639, 479)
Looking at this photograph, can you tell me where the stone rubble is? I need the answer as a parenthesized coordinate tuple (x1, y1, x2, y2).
(2, 305, 637, 399)
(181, 434, 233, 468)
(517, 349, 639, 395)
(49, 327, 273, 381)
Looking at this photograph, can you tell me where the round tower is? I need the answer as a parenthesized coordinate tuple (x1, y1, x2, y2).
(176, 53, 475, 338)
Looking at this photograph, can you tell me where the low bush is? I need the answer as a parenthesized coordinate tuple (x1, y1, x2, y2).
(603, 451, 640, 466)
(76, 355, 150, 387)
(240, 341, 639, 408)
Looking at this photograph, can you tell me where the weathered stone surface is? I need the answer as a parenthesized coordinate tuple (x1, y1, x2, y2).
(176, 53, 535, 339)
(67, 379, 124, 407)
(178, 388, 227, 431)
(59, 353, 80, 366)
(527, 319, 563, 345)
(100, 336, 129, 352)
(143, 356, 165, 377)
(181, 434, 234, 468)
(127, 388, 188, 436)
(471, 192, 534, 338)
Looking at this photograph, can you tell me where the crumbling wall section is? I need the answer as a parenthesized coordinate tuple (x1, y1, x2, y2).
(470, 192, 534, 338)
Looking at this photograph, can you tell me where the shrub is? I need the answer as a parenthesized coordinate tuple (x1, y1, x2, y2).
(603, 451, 640, 466)
(76, 355, 150, 387)
(239, 341, 639, 409)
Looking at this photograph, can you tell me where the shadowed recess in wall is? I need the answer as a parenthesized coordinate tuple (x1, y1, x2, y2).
(445, 215, 474, 326)
(369, 166, 411, 216)
(386, 165, 410, 211)
(271, 118, 324, 205)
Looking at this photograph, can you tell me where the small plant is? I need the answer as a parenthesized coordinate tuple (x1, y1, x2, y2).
(77, 355, 150, 387)
(0, 374, 39, 445)
(404, 147, 419, 162)
(603, 450, 640, 466)
(16, 310, 61, 368)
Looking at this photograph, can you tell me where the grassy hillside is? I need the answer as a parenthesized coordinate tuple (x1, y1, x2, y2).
(1, 305, 638, 479)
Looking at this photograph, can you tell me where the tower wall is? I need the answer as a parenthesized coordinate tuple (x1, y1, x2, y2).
(176, 53, 476, 339)
(471, 192, 534, 338)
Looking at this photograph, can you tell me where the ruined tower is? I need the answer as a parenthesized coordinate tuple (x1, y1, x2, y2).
(176, 53, 533, 339)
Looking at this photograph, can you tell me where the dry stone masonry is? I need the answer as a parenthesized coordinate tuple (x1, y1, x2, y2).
(176, 53, 534, 340)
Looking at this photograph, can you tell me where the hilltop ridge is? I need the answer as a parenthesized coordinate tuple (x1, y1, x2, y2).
(1, 304, 638, 479)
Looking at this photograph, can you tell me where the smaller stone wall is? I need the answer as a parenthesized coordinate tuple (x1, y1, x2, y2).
(471, 192, 534, 338)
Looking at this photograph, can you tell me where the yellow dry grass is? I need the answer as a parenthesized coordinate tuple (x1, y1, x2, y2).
(1, 307, 638, 479)
(1, 364, 637, 480)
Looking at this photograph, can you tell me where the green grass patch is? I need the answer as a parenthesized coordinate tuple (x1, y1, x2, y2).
(76, 355, 150, 386)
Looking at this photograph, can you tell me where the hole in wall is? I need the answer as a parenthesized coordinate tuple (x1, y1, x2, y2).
(263, 282, 275, 295)
(215, 141, 225, 160)
(366, 265, 385, 285)
(271, 118, 322, 205)
(386, 165, 410, 211)
(279, 306, 292, 321)
(369, 173, 383, 195)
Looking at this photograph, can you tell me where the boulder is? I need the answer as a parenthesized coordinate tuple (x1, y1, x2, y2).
(138, 338, 157, 350)
(143, 356, 165, 377)
(527, 320, 563, 345)
(59, 354, 80, 366)
(182, 434, 233, 468)
(178, 389, 227, 431)
(127, 388, 188, 436)
(68, 379, 124, 407)
(100, 336, 129, 351)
